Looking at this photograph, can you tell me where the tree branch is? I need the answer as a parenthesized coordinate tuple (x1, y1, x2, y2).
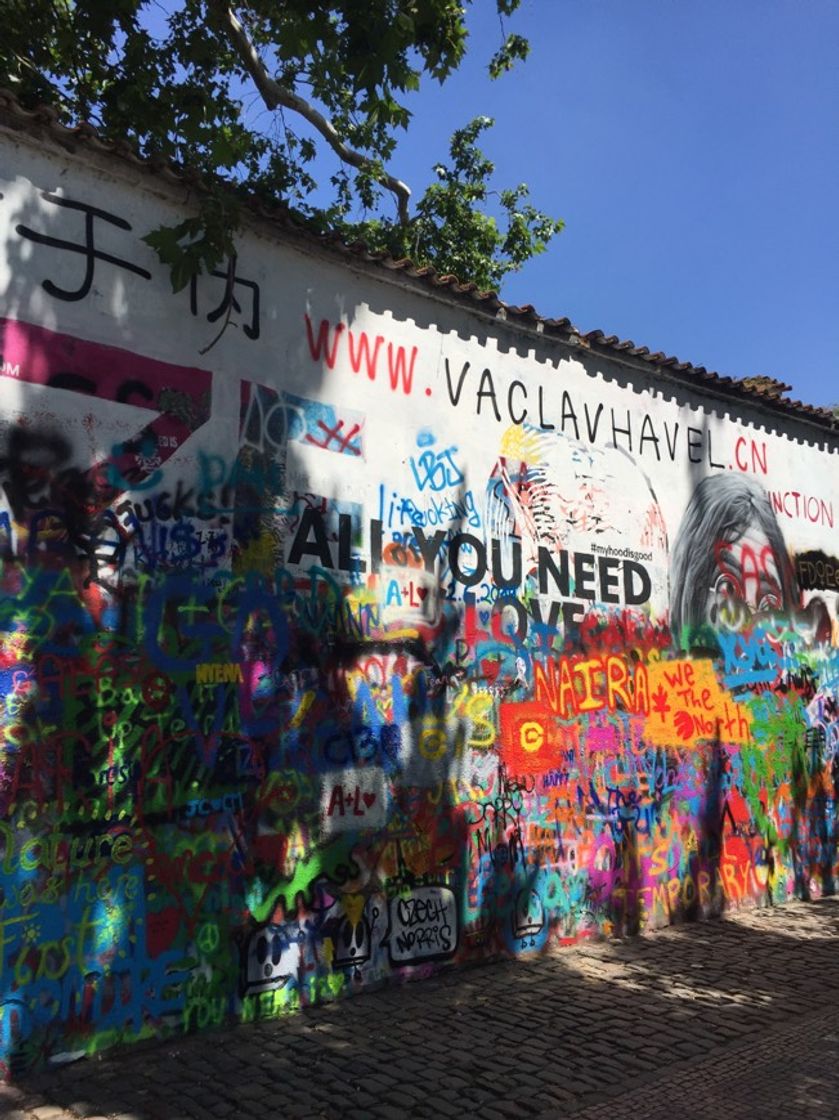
(211, 0, 411, 225)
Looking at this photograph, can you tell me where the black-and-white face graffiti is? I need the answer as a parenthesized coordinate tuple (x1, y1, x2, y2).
(670, 474, 830, 647)
(484, 424, 670, 612)
(707, 523, 785, 630)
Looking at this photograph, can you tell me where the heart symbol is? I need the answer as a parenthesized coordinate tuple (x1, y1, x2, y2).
(362, 792, 375, 808)
(479, 609, 491, 625)
(416, 587, 428, 601)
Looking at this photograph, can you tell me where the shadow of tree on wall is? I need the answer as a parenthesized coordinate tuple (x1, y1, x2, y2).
(1, 149, 839, 1095)
(19, 899, 839, 1119)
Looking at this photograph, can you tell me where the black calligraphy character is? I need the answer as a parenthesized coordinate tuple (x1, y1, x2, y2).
(190, 257, 260, 340)
(17, 193, 151, 302)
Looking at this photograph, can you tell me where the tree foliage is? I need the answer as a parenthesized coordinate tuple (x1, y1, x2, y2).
(1, 0, 563, 293)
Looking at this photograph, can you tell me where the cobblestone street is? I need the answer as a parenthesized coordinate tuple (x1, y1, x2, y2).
(4, 898, 839, 1119)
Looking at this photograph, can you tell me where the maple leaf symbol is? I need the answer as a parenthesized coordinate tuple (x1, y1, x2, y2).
(651, 684, 671, 723)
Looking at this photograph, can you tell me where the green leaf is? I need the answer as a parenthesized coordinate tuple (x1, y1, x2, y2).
(10, 0, 559, 296)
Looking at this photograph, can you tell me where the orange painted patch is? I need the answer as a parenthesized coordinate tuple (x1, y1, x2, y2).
(644, 659, 751, 746)
(499, 701, 563, 773)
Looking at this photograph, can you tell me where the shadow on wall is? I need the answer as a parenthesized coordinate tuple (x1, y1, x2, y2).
(21, 899, 839, 1120)
(0, 160, 838, 1082)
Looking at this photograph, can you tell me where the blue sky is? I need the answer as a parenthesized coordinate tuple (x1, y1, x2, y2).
(377, 0, 839, 409)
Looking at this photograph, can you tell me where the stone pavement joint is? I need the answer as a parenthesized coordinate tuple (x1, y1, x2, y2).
(11, 898, 839, 1119)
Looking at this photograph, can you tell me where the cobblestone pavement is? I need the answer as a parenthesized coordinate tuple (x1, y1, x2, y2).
(5, 898, 839, 1120)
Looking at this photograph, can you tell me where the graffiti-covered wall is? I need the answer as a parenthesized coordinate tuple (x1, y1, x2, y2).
(1, 119, 838, 1076)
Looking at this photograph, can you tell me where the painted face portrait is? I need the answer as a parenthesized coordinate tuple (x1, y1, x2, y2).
(670, 474, 829, 647)
(708, 524, 784, 630)
(484, 423, 670, 618)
